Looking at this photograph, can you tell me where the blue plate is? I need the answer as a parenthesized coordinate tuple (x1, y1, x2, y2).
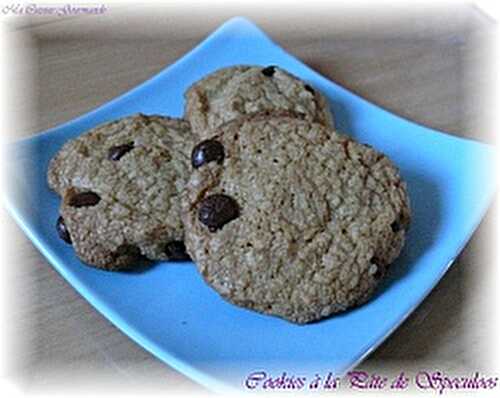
(4, 17, 497, 392)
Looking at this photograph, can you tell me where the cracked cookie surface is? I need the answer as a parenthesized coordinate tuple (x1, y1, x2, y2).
(184, 65, 334, 137)
(182, 114, 411, 323)
(48, 114, 195, 270)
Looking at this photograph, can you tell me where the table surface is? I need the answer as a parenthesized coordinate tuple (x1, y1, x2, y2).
(4, 3, 497, 393)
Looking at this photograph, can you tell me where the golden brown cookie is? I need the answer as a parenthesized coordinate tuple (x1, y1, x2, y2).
(182, 114, 411, 323)
(184, 65, 334, 137)
(48, 114, 195, 270)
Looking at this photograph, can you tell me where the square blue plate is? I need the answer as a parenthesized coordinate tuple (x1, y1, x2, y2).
(4, 17, 497, 392)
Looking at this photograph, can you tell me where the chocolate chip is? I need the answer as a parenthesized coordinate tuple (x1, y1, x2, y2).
(68, 191, 101, 208)
(391, 217, 402, 232)
(261, 66, 276, 77)
(165, 241, 191, 261)
(56, 216, 72, 244)
(304, 84, 315, 95)
(191, 139, 225, 169)
(198, 194, 239, 232)
(108, 142, 134, 161)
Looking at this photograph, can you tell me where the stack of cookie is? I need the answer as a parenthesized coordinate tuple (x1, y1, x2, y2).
(48, 65, 411, 323)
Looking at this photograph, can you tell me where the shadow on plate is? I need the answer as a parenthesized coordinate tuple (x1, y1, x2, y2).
(374, 170, 443, 295)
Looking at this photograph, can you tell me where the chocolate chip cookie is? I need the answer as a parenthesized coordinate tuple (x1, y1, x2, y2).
(48, 114, 195, 270)
(184, 65, 334, 137)
(182, 114, 411, 323)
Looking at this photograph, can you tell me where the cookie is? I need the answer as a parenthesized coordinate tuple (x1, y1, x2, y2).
(182, 114, 411, 323)
(184, 65, 334, 137)
(48, 114, 195, 270)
